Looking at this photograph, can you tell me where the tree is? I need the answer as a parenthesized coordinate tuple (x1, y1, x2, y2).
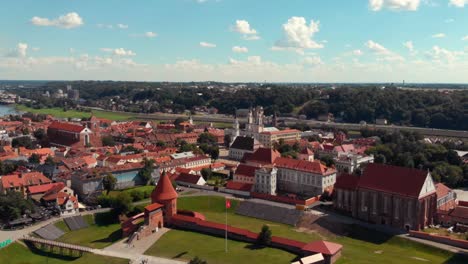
(256, 225, 272, 246)
(320, 155, 335, 167)
(201, 168, 212, 181)
(137, 158, 154, 185)
(189, 257, 207, 264)
(103, 173, 117, 194)
(102, 136, 116, 147)
(0, 191, 35, 222)
(197, 133, 217, 145)
(28, 154, 41, 164)
(12, 136, 32, 148)
(44, 155, 56, 165)
(111, 192, 133, 215)
(447, 150, 462, 166)
(431, 163, 463, 187)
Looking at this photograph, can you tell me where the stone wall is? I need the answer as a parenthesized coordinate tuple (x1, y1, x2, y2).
(409, 231, 468, 249)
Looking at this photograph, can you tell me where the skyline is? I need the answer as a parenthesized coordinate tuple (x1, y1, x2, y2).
(1, 0, 468, 82)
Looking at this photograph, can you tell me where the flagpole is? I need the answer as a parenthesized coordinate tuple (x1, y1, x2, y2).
(225, 198, 228, 253)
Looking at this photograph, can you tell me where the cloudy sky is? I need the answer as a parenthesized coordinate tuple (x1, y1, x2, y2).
(1, 0, 467, 83)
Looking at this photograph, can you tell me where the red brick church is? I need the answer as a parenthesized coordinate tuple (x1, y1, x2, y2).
(47, 121, 101, 148)
(334, 163, 437, 231)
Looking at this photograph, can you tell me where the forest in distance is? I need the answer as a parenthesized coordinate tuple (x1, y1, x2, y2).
(11, 81, 468, 131)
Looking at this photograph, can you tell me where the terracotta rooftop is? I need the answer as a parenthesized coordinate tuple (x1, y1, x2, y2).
(435, 183, 452, 199)
(151, 172, 178, 202)
(245, 148, 281, 165)
(358, 163, 430, 198)
(48, 122, 86, 133)
(234, 164, 258, 178)
(275, 157, 335, 175)
(302, 240, 343, 255)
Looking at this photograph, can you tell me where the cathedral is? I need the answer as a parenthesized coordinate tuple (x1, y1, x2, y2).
(227, 107, 300, 148)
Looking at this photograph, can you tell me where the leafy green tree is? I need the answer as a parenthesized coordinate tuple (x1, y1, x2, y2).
(111, 192, 133, 215)
(12, 136, 32, 148)
(138, 158, 155, 185)
(28, 154, 41, 164)
(44, 155, 56, 165)
(0, 191, 35, 222)
(197, 133, 217, 145)
(256, 225, 272, 246)
(102, 136, 116, 147)
(431, 162, 463, 187)
(103, 173, 117, 194)
(320, 155, 335, 167)
(201, 168, 212, 181)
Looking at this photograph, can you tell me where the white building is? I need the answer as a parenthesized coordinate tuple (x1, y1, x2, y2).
(254, 167, 277, 195)
(275, 157, 337, 197)
(334, 153, 374, 174)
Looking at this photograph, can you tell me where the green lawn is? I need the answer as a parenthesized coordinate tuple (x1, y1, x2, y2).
(146, 229, 297, 264)
(0, 242, 128, 264)
(147, 196, 467, 264)
(15, 105, 135, 121)
(54, 213, 122, 249)
(107, 185, 155, 198)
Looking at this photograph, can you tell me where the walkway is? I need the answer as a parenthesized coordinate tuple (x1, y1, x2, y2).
(104, 227, 170, 255)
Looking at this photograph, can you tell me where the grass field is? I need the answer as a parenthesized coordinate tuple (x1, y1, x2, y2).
(146, 196, 468, 264)
(16, 105, 136, 121)
(0, 242, 128, 264)
(146, 229, 297, 264)
(107, 185, 155, 198)
(54, 213, 122, 249)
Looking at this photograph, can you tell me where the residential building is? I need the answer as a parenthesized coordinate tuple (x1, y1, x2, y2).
(334, 153, 374, 173)
(47, 121, 101, 148)
(228, 136, 261, 161)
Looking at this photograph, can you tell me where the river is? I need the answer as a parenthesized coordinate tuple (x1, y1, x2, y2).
(0, 104, 19, 117)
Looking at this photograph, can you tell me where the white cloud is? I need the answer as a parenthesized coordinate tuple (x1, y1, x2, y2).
(366, 40, 404, 61)
(31, 12, 83, 29)
(427, 45, 464, 63)
(303, 56, 323, 66)
(353, 49, 364, 56)
(232, 20, 260, 40)
(31, 47, 40, 52)
(432, 33, 446, 38)
(101, 48, 136, 56)
(403, 41, 414, 51)
(145, 32, 157, 38)
(445, 18, 455, 23)
(450, 0, 468, 7)
(369, 0, 420, 11)
(7, 43, 28, 58)
(273, 16, 323, 53)
(232, 46, 248, 53)
(200, 42, 216, 48)
(117, 24, 128, 29)
(462, 36, 468, 41)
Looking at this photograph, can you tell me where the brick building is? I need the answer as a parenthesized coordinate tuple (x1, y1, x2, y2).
(334, 164, 437, 231)
(47, 121, 101, 148)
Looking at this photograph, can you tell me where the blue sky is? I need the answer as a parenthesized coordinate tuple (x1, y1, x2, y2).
(0, 0, 467, 82)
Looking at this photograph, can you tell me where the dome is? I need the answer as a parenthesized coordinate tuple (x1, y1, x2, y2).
(151, 173, 178, 202)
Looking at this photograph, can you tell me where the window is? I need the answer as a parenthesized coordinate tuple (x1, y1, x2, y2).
(361, 192, 367, 212)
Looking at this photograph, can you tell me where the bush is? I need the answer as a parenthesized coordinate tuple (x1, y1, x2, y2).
(130, 190, 145, 202)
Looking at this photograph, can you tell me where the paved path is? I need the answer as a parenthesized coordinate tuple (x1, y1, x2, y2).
(399, 234, 468, 255)
(104, 228, 170, 255)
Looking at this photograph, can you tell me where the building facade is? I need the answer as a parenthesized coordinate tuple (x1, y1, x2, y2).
(334, 164, 437, 231)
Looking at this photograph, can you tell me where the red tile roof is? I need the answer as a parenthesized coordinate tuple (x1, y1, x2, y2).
(234, 164, 258, 178)
(245, 148, 281, 165)
(275, 157, 335, 175)
(27, 182, 63, 194)
(151, 173, 178, 202)
(358, 163, 430, 198)
(435, 183, 452, 199)
(48, 122, 85, 133)
(175, 173, 202, 185)
(145, 203, 164, 212)
(334, 173, 360, 190)
(225, 181, 253, 192)
(302, 241, 343, 255)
